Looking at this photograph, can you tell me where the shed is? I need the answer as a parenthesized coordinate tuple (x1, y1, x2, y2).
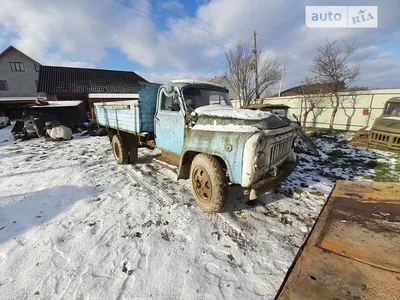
(37, 66, 147, 118)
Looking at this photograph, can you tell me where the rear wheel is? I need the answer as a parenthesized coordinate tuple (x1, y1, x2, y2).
(112, 134, 128, 164)
(189, 154, 227, 213)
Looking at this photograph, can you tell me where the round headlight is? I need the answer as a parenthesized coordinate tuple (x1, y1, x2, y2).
(255, 151, 266, 169)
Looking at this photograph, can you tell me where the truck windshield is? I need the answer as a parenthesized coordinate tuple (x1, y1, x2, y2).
(384, 102, 400, 115)
(182, 87, 232, 110)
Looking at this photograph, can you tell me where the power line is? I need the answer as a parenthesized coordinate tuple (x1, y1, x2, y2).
(163, 0, 238, 42)
(141, 0, 232, 44)
(113, 0, 225, 49)
(198, 35, 254, 80)
(198, 59, 226, 80)
(198, 13, 275, 81)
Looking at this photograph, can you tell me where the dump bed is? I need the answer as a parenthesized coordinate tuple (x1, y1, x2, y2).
(94, 82, 160, 134)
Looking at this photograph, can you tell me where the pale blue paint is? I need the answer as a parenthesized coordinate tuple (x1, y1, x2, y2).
(138, 82, 161, 132)
(95, 102, 139, 132)
(181, 130, 255, 184)
(95, 82, 160, 134)
(154, 87, 185, 155)
(95, 81, 254, 185)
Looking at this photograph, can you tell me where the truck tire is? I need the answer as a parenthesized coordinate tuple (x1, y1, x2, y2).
(189, 154, 227, 213)
(112, 134, 128, 164)
(128, 147, 138, 164)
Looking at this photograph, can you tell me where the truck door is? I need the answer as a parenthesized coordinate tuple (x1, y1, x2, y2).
(154, 88, 185, 155)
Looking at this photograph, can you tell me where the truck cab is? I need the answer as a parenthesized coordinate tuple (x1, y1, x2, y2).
(95, 80, 298, 212)
(367, 97, 400, 150)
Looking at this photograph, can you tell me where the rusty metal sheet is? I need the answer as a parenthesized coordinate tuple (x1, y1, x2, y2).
(276, 181, 400, 300)
(159, 150, 181, 166)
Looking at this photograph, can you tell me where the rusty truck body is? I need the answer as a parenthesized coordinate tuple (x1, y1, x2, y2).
(94, 80, 298, 212)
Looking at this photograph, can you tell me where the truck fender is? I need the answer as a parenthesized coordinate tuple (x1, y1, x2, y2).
(178, 150, 233, 182)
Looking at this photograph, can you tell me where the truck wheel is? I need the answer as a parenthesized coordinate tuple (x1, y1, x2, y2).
(112, 134, 128, 164)
(189, 154, 227, 213)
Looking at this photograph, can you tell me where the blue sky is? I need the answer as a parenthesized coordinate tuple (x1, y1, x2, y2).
(1, 0, 399, 91)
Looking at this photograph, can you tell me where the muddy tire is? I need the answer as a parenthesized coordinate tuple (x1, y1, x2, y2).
(128, 147, 138, 164)
(189, 154, 227, 213)
(112, 134, 128, 164)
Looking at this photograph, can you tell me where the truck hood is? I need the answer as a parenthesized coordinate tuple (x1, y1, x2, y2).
(372, 116, 400, 134)
(191, 105, 292, 132)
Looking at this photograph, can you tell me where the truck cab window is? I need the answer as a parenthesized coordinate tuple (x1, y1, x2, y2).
(161, 93, 180, 111)
(183, 88, 231, 109)
(384, 102, 400, 115)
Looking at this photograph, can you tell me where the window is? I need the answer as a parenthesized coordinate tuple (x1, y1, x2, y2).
(10, 62, 25, 72)
(34, 64, 40, 72)
(161, 92, 180, 111)
(384, 102, 400, 116)
(0, 80, 8, 90)
(183, 88, 231, 109)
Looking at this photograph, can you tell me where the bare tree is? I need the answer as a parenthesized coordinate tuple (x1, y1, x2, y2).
(225, 43, 281, 106)
(340, 87, 368, 131)
(300, 76, 330, 127)
(310, 40, 361, 130)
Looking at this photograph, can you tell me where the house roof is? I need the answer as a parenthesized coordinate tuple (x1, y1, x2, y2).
(208, 75, 225, 84)
(0, 45, 41, 65)
(37, 66, 147, 94)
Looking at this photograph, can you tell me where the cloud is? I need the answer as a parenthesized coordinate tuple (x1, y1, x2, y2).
(0, 0, 399, 89)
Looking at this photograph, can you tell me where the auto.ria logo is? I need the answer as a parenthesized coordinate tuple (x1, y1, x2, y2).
(306, 6, 378, 28)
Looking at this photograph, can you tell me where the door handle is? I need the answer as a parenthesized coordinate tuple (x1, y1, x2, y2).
(155, 117, 160, 121)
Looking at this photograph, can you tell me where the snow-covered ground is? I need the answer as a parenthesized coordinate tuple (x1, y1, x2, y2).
(0, 126, 399, 300)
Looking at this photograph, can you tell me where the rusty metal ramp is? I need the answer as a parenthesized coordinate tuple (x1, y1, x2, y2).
(276, 181, 400, 300)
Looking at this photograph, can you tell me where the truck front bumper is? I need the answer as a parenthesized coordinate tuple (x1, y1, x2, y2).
(248, 158, 298, 200)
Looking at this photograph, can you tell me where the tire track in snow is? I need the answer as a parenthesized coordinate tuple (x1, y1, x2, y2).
(122, 165, 176, 208)
(122, 164, 254, 251)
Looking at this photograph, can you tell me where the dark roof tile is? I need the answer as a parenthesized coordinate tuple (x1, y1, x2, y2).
(37, 66, 147, 93)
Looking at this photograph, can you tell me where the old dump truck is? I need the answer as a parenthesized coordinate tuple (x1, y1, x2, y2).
(351, 97, 400, 150)
(94, 80, 298, 212)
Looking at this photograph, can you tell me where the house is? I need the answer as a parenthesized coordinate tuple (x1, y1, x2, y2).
(0, 45, 41, 97)
(278, 81, 346, 97)
(37, 65, 147, 118)
(207, 75, 239, 100)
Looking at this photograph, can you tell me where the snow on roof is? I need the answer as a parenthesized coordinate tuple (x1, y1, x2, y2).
(30, 101, 82, 108)
(0, 97, 38, 102)
(194, 105, 274, 120)
(170, 79, 226, 89)
(88, 93, 139, 99)
(383, 116, 400, 121)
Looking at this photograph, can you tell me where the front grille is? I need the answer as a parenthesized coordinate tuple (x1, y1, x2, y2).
(269, 137, 293, 166)
(370, 132, 390, 144)
(369, 131, 400, 149)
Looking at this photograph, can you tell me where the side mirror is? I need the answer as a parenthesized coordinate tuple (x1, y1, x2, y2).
(292, 113, 299, 122)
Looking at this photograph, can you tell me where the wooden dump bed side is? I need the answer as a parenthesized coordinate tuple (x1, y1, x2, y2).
(276, 181, 400, 300)
(94, 82, 160, 134)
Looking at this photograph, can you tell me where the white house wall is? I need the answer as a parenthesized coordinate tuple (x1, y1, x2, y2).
(0, 49, 41, 97)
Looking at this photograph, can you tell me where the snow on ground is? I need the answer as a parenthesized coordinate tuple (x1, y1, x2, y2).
(0, 126, 399, 300)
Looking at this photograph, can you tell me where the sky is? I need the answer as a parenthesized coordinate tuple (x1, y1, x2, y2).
(0, 0, 399, 92)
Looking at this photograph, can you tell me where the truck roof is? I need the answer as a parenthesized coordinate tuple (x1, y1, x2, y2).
(387, 97, 400, 103)
(170, 79, 228, 91)
(246, 103, 290, 110)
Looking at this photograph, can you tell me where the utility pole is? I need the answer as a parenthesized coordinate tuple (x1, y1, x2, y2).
(253, 30, 259, 102)
(278, 62, 288, 97)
